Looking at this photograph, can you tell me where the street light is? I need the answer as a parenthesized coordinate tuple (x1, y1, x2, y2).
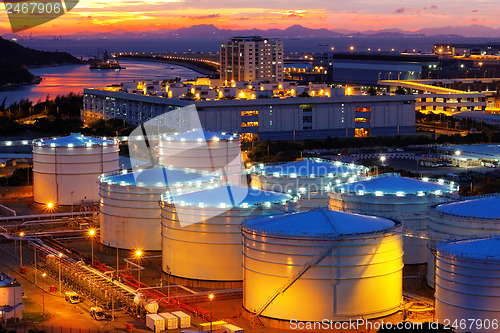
(58, 253, 63, 294)
(135, 250, 143, 287)
(41, 272, 47, 316)
(89, 229, 96, 267)
(19, 232, 24, 268)
(209, 293, 214, 332)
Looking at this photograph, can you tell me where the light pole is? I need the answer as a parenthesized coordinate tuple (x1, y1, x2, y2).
(89, 229, 95, 267)
(135, 250, 142, 287)
(70, 191, 74, 219)
(41, 272, 46, 316)
(19, 232, 24, 268)
(209, 293, 214, 332)
(58, 252, 63, 294)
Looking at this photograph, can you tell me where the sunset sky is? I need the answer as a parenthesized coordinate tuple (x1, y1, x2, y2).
(0, 0, 499, 35)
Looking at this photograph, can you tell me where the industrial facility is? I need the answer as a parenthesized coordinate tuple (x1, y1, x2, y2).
(427, 194, 500, 286)
(160, 185, 300, 287)
(249, 157, 368, 209)
(158, 130, 243, 185)
(98, 166, 220, 251)
(434, 237, 500, 333)
(241, 208, 403, 325)
(32, 133, 119, 206)
(329, 173, 459, 264)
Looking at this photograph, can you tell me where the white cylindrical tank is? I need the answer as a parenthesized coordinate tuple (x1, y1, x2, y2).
(160, 185, 299, 282)
(32, 133, 119, 206)
(249, 158, 368, 210)
(242, 208, 403, 322)
(427, 194, 500, 286)
(99, 167, 219, 251)
(435, 237, 500, 333)
(158, 130, 242, 185)
(329, 173, 458, 264)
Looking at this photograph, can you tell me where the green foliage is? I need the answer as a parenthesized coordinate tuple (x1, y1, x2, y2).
(366, 87, 378, 95)
(0, 36, 80, 86)
(394, 87, 407, 95)
(0, 58, 36, 86)
(247, 140, 303, 163)
(299, 92, 311, 98)
(0, 167, 32, 186)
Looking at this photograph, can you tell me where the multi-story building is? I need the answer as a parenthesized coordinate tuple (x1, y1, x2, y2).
(83, 82, 415, 141)
(220, 36, 283, 83)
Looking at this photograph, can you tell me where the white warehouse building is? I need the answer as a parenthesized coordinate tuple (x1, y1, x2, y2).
(329, 174, 458, 264)
(83, 88, 416, 141)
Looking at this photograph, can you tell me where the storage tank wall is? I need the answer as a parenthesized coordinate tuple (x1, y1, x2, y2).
(33, 142, 119, 205)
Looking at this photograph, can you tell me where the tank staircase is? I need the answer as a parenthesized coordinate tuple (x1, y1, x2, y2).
(252, 245, 333, 325)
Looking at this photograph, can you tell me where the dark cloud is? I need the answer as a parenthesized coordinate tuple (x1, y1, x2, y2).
(472, 9, 479, 13)
(184, 13, 221, 19)
(423, 5, 438, 10)
(394, 7, 406, 14)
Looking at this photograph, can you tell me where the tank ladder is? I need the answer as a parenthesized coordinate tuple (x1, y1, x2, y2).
(253, 244, 333, 318)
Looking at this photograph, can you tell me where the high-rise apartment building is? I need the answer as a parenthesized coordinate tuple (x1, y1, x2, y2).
(220, 36, 283, 83)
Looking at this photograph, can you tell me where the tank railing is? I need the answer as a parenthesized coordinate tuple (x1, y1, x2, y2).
(429, 209, 500, 222)
(241, 224, 402, 240)
(458, 192, 500, 201)
(249, 158, 368, 176)
(99, 166, 221, 182)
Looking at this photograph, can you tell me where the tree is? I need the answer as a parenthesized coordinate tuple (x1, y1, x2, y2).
(394, 87, 407, 95)
(366, 87, 378, 95)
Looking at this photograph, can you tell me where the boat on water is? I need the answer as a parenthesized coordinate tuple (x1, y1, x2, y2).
(89, 50, 125, 70)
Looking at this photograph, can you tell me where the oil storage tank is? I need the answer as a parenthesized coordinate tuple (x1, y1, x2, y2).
(32, 133, 119, 206)
(160, 185, 299, 286)
(99, 167, 219, 251)
(435, 237, 500, 333)
(427, 194, 500, 286)
(242, 208, 403, 324)
(158, 130, 243, 185)
(329, 173, 458, 264)
(249, 158, 368, 209)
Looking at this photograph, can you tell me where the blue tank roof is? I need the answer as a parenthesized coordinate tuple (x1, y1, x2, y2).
(164, 130, 238, 142)
(252, 158, 366, 177)
(101, 167, 214, 187)
(166, 185, 297, 208)
(34, 133, 114, 147)
(438, 237, 500, 260)
(243, 208, 396, 237)
(336, 174, 456, 195)
(436, 195, 500, 218)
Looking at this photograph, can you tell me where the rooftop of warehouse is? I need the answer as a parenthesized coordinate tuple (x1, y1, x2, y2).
(439, 144, 500, 159)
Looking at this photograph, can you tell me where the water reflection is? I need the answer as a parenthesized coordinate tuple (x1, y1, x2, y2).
(0, 59, 199, 106)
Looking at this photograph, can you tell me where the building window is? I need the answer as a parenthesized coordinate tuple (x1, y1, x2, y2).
(355, 129, 371, 137)
(241, 110, 258, 116)
(241, 121, 259, 127)
(355, 118, 371, 123)
(303, 116, 313, 123)
(355, 107, 371, 112)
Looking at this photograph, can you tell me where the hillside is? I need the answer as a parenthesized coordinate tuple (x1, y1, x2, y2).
(0, 36, 80, 86)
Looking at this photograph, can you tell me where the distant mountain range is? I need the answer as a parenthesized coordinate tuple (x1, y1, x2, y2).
(4, 24, 500, 40)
